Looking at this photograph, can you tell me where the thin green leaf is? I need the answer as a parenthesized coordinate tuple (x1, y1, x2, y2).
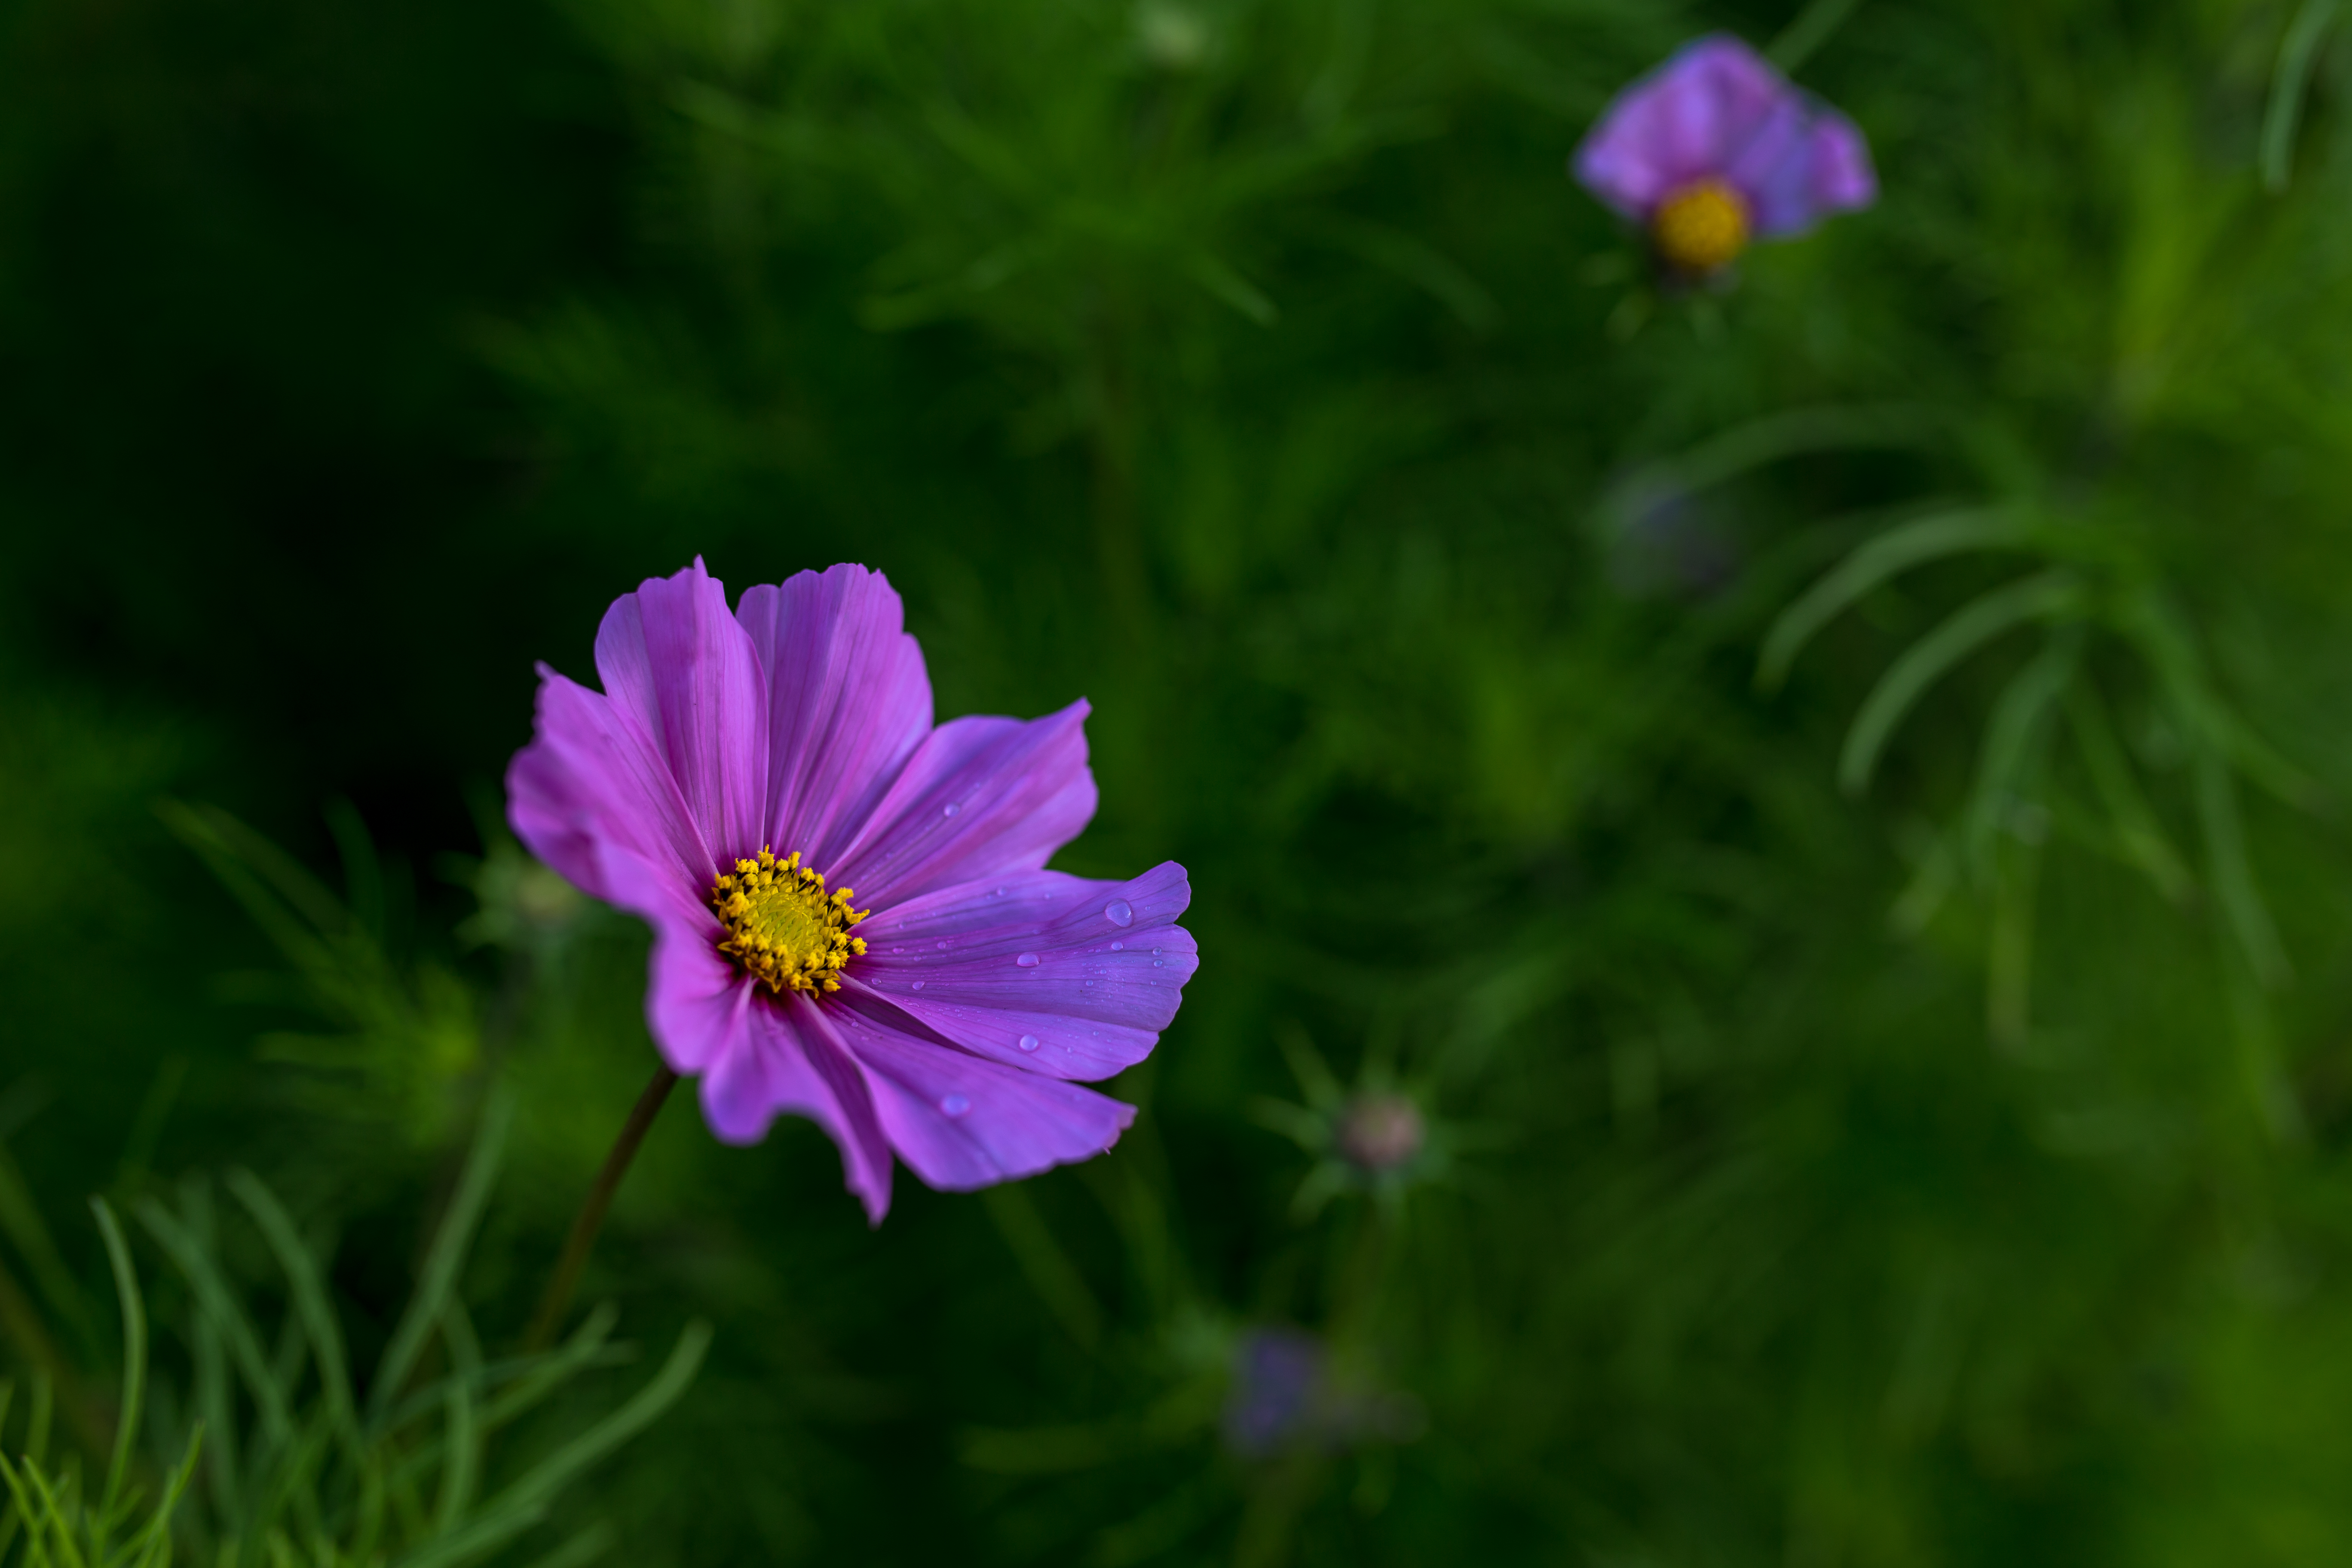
(391, 1321, 710, 1568)
(1619, 405, 1945, 545)
(1963, 629, 2081, 881)
(135, 1199, 294, 1455)
(224, 1173, 368, 1477)
(432, 1305, 482, 1535)
(0, 1141, 88, 1351)
(1840, 571, 2086, 795)
(485, 1320, 710, 1518)
(981, 1186, 1105, 1352)
(2064, 681, 2195, 904)
(2118, 586, 2320, 810)
(1759, 507, 2031, 689)
(2262, 0, 2340, 191)
(126, 1425, 204, 1568)
(187, 1183, 247, 1539)
(1186, 252, 1277, 325)
(89, 1198, 145, 1527)
(1986, 828, 2045, 1053)
(2196, 750, 2290, 989)
(370, 1088, 513, 1428)
(477, 1305, 621, 1435)
(1770, 0, 1867, 72)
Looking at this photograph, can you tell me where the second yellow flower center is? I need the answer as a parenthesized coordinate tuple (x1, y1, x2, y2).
(1651, 178, 1750, 274)
(710, 848, 869, 995)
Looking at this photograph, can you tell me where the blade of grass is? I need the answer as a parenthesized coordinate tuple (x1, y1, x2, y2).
(490, 1321, 710, 1513)
(1839, 571, 2085, 795)
(90, 1199, 145, 1531)
(1963, 630, 2081, 881)
(391, 1321, 710, 1568)
(1758, 507, 2030, 689)
(433, 1305, 483, 1535)
(225, 1173, 368, 1476)
(2262, 0, 2340, 190)
(135, 1200, 294, 1455)
(1770, 0, 1866, 73)
(2196, 749, 2290, 989)
(2064, 680, 2195, 903)
(372, 1087, 513, 1427)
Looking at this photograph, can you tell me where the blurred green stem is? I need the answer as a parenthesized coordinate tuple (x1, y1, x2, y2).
(525, 1066, 677, 1351)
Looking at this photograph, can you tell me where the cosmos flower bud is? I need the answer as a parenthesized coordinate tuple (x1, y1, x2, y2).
(1573, 34, 1876, 278)
(1334, 1093, 1425, 1173)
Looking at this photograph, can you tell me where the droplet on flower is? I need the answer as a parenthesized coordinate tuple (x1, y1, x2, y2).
(1111, 941, 1123, 952)
(937, 940, 948, 949)
(1152, 947, 1163, 956)
(911, 980, 925, 991)
(1153, 959, 1164, 968)
(940, 1095, 970, 1116)
(1016, 952, 1039, 967)
(943, 802, 960, 818)
(1106, 899, 1134, 927)
(1018, 1034, 1040, 1052)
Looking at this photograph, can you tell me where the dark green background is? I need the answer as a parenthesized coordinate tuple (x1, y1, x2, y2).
(9, 0, 2352, 1560)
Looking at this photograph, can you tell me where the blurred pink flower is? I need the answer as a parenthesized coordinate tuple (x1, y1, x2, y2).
(1574, 34, 1875, 275)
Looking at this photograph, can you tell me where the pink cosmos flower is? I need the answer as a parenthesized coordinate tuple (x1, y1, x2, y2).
(508, 560, 1197, 1223)
(1573, 34, 1876, 276)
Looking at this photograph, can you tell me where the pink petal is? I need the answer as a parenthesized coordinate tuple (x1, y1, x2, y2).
(1724, 95, 1816, 236)
(831, 701, 1097, 909)
(735, 565, 934, 870)
(848, 862, 1196, 1081)
(1574, 34, 1796, 217)
(593, 843, 745, 1075)
(701, 994, 896, 1223)
(592, 559, 769, 870)
(508, 667, 715, 898)
(828, 992, 1139, 1192)
(1807, 109, 1877, 213)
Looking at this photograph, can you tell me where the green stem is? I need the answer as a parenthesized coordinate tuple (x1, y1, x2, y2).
(524, 1067, 678, 1351)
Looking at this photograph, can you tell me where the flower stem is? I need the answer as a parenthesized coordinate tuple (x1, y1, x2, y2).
(525, 1065, 678, 1351)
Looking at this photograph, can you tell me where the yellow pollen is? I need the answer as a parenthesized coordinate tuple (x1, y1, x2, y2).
(1651, 178, 1750, 275)
(709, 848, 870, 997)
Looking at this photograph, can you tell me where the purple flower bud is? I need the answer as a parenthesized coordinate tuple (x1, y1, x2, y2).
(1224, 1329, 1327, 1458)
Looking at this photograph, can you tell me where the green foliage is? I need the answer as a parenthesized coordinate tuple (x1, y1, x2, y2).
(13, 0, 2352, 1562)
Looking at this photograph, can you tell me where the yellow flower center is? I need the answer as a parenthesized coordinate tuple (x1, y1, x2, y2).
(710, 848, 869, 995)
(1651, 178, 1750, 274)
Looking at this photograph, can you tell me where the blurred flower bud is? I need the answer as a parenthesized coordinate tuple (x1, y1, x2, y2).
(1222, 1326, 1427, 1459)
(1223, 1328, 1326, 1457)
(1335, 1093, 1424, 1173)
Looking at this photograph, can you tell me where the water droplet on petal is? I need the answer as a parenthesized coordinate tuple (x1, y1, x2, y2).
(995, 886, 1006, 897)
(943, 802, 960, 818)
(1152, 959, 1164, 968)
(1152, 947, 1163, 956)
(893, 946, 904, 954)
(1016, 952, 1039, 967)
(940, 1094, 970, 1116)
(937, 940, 948, 950)
(1111, 941, 1123, 952)
(911, 980, 925, 990)
(1018, 1034, 1040, 1052)
(1105, 899, 1133, 927)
